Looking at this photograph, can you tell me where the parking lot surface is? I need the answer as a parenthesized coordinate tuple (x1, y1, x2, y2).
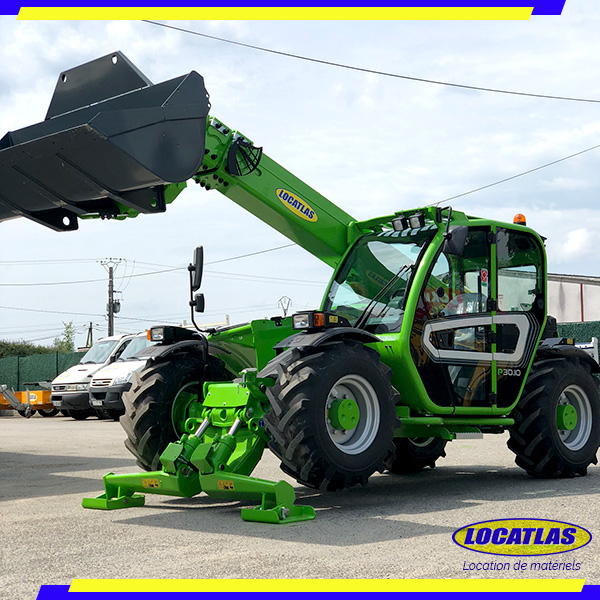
(1, 413, 598, 599)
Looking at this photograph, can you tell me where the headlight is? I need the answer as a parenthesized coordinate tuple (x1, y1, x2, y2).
(149, 326, 164, 341)
(76, 383, 89, 391)
(113, 372, 134, 386)
(65, 384, 77, 391)
(292, 313, 311, 329)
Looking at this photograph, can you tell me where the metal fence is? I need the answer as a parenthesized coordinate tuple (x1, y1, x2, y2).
(557, 321, 600, 343)
(0, 351, 85, 391)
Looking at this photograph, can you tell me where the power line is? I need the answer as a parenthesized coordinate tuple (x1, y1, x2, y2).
(0, 266, 183, 287)
(206, 244, 296, 265)
(0, 258, 102, 265)
(432, 141, 600, 205)
(0, 304, 106, 317)
(143, 20, 600, 105)
(0, 244, 297, 286)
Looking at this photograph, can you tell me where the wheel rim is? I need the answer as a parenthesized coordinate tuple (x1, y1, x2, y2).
(171, 382, 200, 436)
(557, 384, 592, 451)
(407, 437, 435, 448)
(325, 374, 380, 455)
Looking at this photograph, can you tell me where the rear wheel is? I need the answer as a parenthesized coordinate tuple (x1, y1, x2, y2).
(262, 341, 397, 491)
(508, 357, 600, 478)
(121, 352, 233, 471)
(388, 437, 447, 474)
(38, 408, 59, 418)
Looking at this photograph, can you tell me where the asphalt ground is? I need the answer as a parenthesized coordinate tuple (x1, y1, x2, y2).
(1, 411, 599, 599)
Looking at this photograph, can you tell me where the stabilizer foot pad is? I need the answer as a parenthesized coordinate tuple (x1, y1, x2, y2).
(82, 493, 145, 510)
(241, 504, 315, 524)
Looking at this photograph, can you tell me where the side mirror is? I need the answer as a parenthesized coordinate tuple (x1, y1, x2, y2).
(192, 293, 205, 313)
(190, 246, 204, 292)
(442, 226, 468, 255)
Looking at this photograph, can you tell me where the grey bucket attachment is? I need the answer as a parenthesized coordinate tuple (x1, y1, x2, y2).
(0, 51, 210, 231)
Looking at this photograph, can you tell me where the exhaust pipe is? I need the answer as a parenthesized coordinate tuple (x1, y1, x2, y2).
(0, 51, 210, 231)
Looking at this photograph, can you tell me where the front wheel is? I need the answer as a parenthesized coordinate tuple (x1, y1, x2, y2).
(508, 357, 600, 478)
(262, 340, 397, 492)
(121, 352, 234, 471)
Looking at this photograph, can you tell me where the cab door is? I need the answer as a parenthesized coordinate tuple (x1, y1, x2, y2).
(411, 227, 497, 408)
(493, 227, 545, 407)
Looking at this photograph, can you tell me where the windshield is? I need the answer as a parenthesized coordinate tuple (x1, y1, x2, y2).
(324, 230, 435, 333)
(118, 336, 156, 360)
(80, 339, 118, 364)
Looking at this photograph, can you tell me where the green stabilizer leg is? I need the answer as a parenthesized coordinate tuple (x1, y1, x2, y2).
(82, 450, 203, 510)
(198, 472, 315, 524)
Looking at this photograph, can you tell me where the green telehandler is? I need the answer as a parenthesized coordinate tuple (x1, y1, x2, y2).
(1, 52, 599, 523)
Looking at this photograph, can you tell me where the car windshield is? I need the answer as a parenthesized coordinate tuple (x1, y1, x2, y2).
(118, 336, 156, 360)
(324, 229, 435, 333)
(80, 340, 118, 364)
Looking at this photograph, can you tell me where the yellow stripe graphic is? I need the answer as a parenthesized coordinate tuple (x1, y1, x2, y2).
(19, 7, 534, 21)
(69, 578, 585, 593)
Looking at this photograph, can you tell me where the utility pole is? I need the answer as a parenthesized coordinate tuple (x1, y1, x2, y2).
(100, 259, 122, 336)
(108, 264, 114, 336)
(85, 322, 94, 348)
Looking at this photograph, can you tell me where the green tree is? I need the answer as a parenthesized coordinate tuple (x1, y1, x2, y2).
(0, 340, 54, 359)
(52, 321, 76, 353)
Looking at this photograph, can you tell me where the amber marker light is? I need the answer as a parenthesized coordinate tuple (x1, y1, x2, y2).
(513, 213, 527, 225)
(313, 312, 325, 327)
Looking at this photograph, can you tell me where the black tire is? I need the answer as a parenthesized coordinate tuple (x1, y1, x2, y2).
(508, 357, 600, 478)
(68, 409, 94, 421)
(261, 340, 397, 492)
(95, 409, 109, 420)
(121, 352, 233, 471)
(38, 408, 60, 418)
(388, 437, 447, 474)
(60, 410, 69, 417)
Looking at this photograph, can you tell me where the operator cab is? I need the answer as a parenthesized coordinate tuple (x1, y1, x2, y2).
(322, 208, 546, 414)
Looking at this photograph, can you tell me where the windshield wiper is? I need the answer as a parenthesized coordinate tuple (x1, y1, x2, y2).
(354, 264, 412, 330)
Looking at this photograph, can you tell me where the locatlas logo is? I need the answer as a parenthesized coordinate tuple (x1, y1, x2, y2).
(453, 519, 591, 557)
(276, 188, 317, 222)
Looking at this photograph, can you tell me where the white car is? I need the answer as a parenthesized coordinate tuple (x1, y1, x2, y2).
(50, 334, 135, 420)
(88, 333, 157, 420)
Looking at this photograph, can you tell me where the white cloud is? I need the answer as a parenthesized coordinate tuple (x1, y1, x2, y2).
(540, 177, 590, 190)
